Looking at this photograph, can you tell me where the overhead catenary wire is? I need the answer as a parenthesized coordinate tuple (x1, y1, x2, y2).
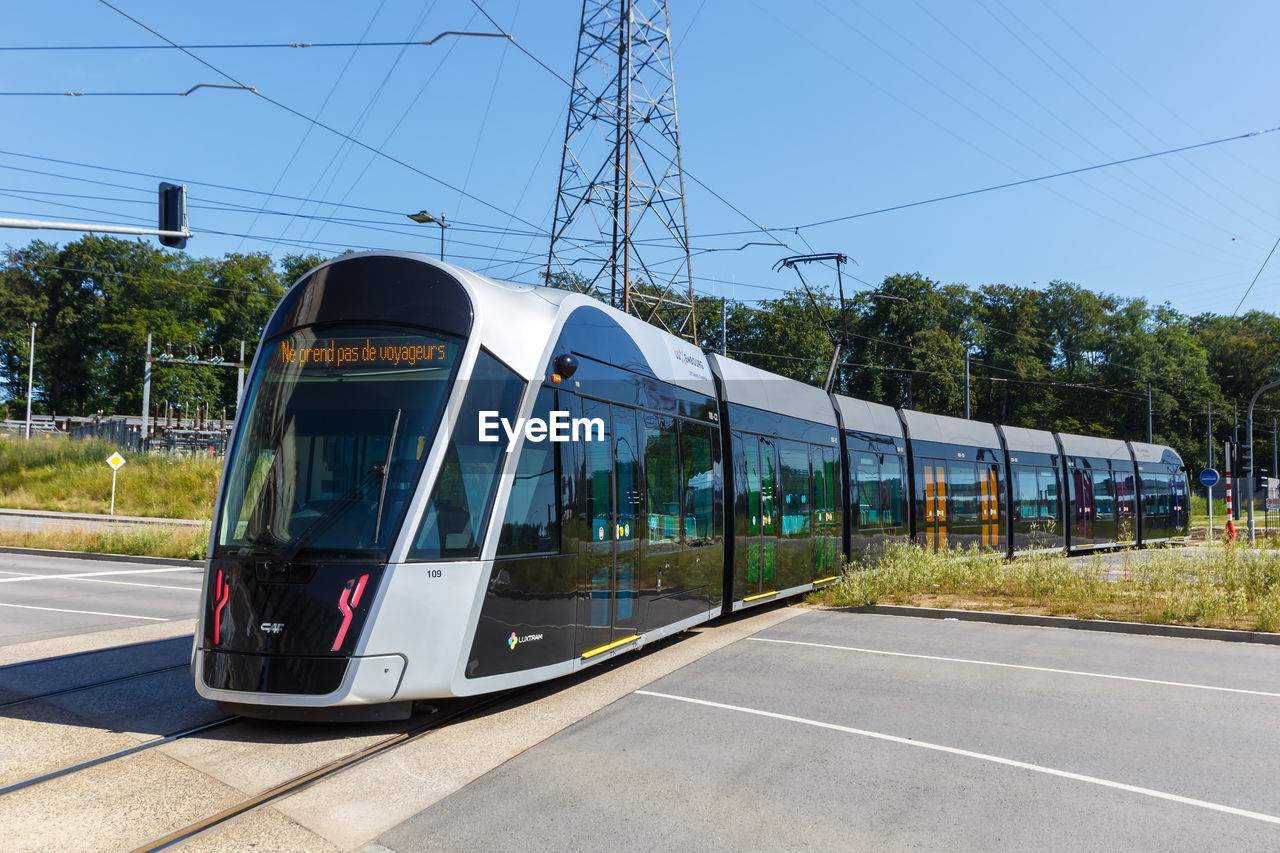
(93, 0, 546, 236)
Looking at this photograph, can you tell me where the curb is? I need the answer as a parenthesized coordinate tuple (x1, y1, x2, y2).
(0, 545, 203, 568)
(843, 604, 1280, 647)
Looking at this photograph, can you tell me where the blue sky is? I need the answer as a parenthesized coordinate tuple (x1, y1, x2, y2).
(2, 0, 1277, 317)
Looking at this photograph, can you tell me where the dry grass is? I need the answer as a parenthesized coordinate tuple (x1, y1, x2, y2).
(0, 436, 220, 519)
(815, 540, 1280, 633)
(0, 522, 210, 561)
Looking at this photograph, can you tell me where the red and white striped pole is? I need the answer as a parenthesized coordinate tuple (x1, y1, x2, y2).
(1226, 470, 1236, 542)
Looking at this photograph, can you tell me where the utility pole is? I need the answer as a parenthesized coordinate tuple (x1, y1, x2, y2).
(1206, 401, 1214, 542)
(237, 340, 246, 410)
(1146, 381, 1152, 443)
(1206, 402, 1213, 470)
(24, 321, 35, 439)
(1247, 380, 1280, 543)
(964, 350, 971, 419)
(1234, 402, 1241, 520)
(141, 333, 152, 444)
(720, 297, 727, 356)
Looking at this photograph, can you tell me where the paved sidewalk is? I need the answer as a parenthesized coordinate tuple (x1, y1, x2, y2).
(0, 508, 205, 534)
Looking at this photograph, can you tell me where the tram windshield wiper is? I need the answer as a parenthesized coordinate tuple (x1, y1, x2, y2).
(270, 408, 405, 567)
(268, 464, 385, 570)
(372, 409, 403, 545)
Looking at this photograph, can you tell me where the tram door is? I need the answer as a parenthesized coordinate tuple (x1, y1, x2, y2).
(740, 437, 778, 598)
(579, 401, 643, 657)
(1072, 469, 1094, 543)
(921, 462, 948, 551)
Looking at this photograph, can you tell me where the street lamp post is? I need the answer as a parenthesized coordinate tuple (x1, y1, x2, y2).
(1246, 378, 1280, 543)
(407, 210, 448, 260)
(24, 321, 35, 439)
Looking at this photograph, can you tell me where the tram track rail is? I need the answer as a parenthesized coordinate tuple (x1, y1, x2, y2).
(131, 687, 536, 852)
(0, 715, 240, 796)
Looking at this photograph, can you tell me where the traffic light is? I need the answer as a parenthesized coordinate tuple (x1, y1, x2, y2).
(158, 182, 188, 249)
(1224, 441, 1239, 476)
(1257, 470, 1269, 493)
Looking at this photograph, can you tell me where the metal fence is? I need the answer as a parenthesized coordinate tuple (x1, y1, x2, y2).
(66, 417, 230, 456)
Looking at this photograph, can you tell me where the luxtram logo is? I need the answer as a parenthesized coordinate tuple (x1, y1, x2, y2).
(508, 631, 544, 650)
(478, 411, 604, 451)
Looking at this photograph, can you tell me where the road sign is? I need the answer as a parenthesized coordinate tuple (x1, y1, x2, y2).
(1199, 468, 1219, 488)
(106, 451, 126, 515)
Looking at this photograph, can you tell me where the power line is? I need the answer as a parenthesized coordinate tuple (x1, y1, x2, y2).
(1231, 234, 1280, 317)
(0, 34, 513, 51)
(93, 0, 546, 235)
(693, 124, 1280, 237)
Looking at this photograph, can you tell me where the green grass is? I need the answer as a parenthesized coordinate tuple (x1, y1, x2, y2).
(0, 435, 221, 519)
(814, 540, 1280, 632)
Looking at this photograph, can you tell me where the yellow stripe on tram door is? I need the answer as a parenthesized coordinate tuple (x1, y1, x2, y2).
(581, 634, 640, 660)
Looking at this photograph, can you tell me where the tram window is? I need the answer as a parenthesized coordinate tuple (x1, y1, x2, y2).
(1013, 467, 1038, 519)
(1091, 471, 1116, 520)
(410, 350, 524, 560)
(855, 455, 879, 527)
(950, 463, 980, 523)
(745, 436, 761, 536)
(779, 441, 811, 537)
(496, 387, 559, 557)
(680, 422, 714, 544)
(1039, 468, 1059, 519)
(882, 455, 904, 526)
(644, 413, 681, 549)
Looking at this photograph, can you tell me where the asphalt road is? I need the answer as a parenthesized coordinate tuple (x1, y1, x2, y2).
(377, 611, 1280, 851)
(0, 551, 202, 645)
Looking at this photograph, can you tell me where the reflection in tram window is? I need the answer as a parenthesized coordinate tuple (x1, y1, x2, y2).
(949, 463, 980, 524)
(644, 413, 680, 548)
(496, 386, 560, 557)
(411, 350, 524, 559)
(779, 441, 811, 537)
(681, 423, 714, 544)
(1092, 471, 1116, 520)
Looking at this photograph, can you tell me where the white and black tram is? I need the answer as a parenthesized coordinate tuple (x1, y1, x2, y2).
(195, 252, 1189, 717)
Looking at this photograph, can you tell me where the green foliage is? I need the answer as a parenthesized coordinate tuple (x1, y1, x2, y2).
(0, 236, 322, 417)
(4, 236, 1277, 473)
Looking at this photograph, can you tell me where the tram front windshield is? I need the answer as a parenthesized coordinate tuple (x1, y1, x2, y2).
(216, 325, 462, 559)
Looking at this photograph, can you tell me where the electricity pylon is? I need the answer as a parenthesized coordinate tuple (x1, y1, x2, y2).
(547, 0, 696, 340)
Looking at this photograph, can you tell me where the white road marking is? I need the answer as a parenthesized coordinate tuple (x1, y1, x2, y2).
(748, 636, 1280, 699)
(0, 601, 169, 621)
(0, 567, 197, 584)
(14, 575, 201, 592)
(636, 690, 1280, 827)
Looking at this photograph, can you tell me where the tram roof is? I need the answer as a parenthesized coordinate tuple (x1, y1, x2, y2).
(1128, 440, 1184, 466)
(707, 355, 838, 427)
(1055, 433, 1132, 461)
(832, 395, 904, 440)
(998, 424, 1059, 456)
(899, 409, 1000, 449)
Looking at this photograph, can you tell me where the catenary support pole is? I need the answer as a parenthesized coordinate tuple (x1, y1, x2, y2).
(141, 333, 152, 446)
(24, 322, 36, 439)
(1146, 381, 1152, 443)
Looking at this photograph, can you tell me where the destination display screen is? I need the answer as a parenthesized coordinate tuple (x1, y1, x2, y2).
(277, 335, 454, 371)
